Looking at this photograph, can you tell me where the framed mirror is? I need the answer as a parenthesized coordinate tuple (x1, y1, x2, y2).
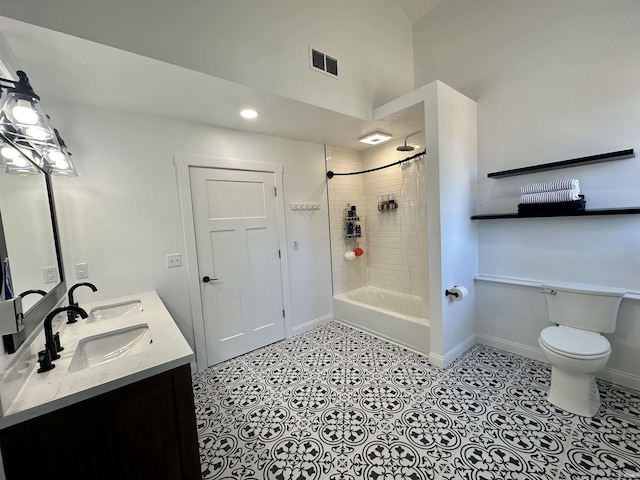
(0, 168, 66, 354)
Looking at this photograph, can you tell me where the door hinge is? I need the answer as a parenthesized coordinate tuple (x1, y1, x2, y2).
(282, 309, 285, 318)
(278, 250, 281, 258)
(274, 186, 277, 197)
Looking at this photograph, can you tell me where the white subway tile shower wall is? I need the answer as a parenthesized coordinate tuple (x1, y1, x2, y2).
(326, 146, 366, 295)
(327, 143, 428, 301)
(362, 143, 428, 299)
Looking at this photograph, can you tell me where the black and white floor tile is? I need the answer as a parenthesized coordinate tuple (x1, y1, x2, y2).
(192, 322, 640, 480)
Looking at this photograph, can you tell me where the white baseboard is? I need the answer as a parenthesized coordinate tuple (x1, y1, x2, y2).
(428, 352, 445, 368)
(291, 314, 333, 336)
(476, 334, 546, 363)
(430, 333, 476, 368)
(596, 367, 640, 391)
(476, 333, 640, 391)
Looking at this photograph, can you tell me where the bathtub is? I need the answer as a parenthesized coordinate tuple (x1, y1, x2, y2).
(333, 286, 430, 355)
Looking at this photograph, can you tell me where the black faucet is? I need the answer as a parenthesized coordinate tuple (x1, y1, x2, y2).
(38, 305, 88, 373)
(67, 282, 97, 324)
(19, 289, 47, 298)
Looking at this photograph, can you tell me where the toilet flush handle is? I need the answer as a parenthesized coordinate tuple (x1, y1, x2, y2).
(541, 288, 556, 295)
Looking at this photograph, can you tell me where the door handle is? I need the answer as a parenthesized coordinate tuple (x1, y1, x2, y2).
(202, 276, 219, 283)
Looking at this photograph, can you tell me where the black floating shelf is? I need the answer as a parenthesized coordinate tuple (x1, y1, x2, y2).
(487, 149, 635, 178)
(471, 207, 640, 220)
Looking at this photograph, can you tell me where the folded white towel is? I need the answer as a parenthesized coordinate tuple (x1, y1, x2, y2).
(520, 189, 581, 204)
(521, 178, 580, 195)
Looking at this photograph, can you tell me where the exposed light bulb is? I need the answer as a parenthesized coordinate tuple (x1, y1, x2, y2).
(46, 149, 65, 163)
(25, 125, 51, 140)
(0, 145, 20, 160)
(55, 158, 69, 169)
(11, 155, 29, 168)
(12, 99, 38, 125)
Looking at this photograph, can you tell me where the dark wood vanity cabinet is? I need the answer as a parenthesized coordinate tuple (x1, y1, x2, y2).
(0, 364, 201, 480)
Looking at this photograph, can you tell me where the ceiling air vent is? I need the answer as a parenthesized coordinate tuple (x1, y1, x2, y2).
(309, 47, 339, 78)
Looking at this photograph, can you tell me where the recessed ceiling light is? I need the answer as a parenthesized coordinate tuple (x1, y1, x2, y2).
(240, 109, 258, 119)
(358, 132, 392, 145)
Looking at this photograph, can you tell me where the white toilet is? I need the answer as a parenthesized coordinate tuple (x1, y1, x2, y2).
(538, 281, 625, 417)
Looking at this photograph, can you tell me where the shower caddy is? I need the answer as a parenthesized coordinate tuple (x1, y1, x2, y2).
(344, 204, 362, 245)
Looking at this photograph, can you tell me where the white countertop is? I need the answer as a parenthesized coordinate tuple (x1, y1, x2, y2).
(0, 291, 194, 429)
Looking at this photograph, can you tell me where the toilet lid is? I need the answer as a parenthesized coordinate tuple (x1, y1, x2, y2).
(540, 326, 610, 356)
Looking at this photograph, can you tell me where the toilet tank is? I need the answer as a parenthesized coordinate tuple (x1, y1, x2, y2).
(542, 282, 625, 333)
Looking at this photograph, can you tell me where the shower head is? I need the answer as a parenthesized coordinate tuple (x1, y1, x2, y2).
(396, 128, 425, 152)
(396, 144, 416, 152)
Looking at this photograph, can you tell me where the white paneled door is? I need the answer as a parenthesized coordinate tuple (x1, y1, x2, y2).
(190, 167, 285, 366)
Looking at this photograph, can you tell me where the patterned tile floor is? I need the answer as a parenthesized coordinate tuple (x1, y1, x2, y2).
(192, 322, 640, 480)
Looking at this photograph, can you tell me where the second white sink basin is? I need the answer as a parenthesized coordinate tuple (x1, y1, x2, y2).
(68, 324, 152, 372)
(88, 300, 143, 323)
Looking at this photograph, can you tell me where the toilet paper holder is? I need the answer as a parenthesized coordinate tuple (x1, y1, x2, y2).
(445, 288, 460, 298)
(445, 286, 468, 300)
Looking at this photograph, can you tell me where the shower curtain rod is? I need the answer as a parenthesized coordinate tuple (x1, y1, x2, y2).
(326, 149, 425, 179)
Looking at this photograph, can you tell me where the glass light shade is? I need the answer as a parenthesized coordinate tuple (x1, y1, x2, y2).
(5, 150, 40, 174)
(0, 72, 75, 176)
(45, 128, 77, 176)
(6, 163, 40, 175)
(0, 134, 46, 172)
(47, 151, 77, 176)
(45, 142, 78, 177)
(0, 91, 56, 143)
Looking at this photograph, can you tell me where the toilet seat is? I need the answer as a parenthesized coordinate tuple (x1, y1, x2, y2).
(540, 326, 610, 359)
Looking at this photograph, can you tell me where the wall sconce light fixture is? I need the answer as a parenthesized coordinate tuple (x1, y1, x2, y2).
(0, 70, 77, 176)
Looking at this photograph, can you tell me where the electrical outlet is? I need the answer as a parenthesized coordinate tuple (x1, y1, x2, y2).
(42, 266, 59, 284)
(166, 253, 182, 268)
(74, 263, 89, 279)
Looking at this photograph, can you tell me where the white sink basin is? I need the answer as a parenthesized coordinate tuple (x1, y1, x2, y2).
(68, 324, 152, 372)
(88, 300, 143, 323)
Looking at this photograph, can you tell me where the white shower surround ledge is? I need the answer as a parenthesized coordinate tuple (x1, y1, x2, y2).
(0, 291, 193, 430)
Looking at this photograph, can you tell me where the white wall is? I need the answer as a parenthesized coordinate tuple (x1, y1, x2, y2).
(414, 0, 640, 286)
(476, 279, 640, 390)
(0, 0, 415, 119)
(370, 82, 478, 367)
(414, 0, 640, 384)
(44, 99, 333, 351)
(424, 82, 478, 365)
